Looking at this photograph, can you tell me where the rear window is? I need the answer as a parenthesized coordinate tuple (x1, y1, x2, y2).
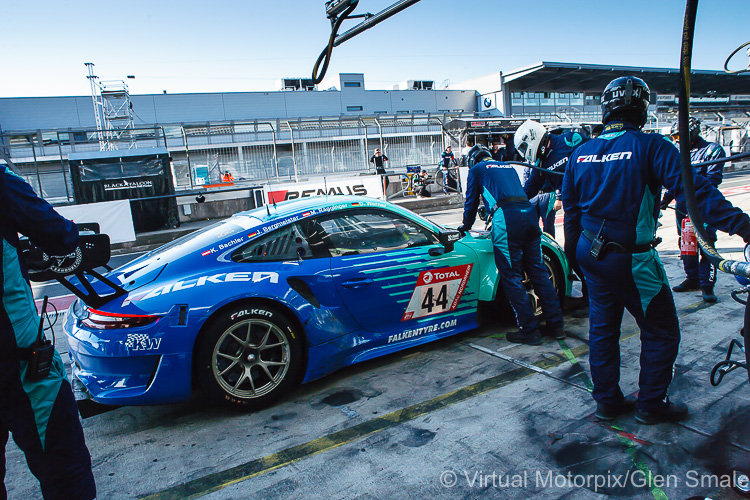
(146, 217, 261, 261)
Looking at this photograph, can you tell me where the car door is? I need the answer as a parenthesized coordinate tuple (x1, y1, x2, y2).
(316, 208, 480, 341)
(230, 220, 361, 341)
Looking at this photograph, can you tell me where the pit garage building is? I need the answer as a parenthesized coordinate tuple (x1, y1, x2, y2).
(1, 62, 749, 208)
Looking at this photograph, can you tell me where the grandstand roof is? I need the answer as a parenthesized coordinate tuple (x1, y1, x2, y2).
(502, 61, 750, 95)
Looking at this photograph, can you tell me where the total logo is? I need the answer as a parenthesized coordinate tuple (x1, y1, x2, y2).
(423, 271, 433, 284)
(431, 271, 461, 280)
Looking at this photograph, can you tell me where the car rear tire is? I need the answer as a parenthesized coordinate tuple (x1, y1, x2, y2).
(196, 305, 302, 410)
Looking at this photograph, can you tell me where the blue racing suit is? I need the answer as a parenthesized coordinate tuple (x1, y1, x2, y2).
(662, 137, 726, 288)
(461, 160, 563, 332)
(524, 132, 589, 287)
(562, 121, 750, 410)
(0, 165, 96, 499)
(522, 168, 557, 237)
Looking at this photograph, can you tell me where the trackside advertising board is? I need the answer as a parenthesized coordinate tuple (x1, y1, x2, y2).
(264, 176, 385, 204)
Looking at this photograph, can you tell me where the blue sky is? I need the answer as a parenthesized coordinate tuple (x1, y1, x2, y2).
(1, 0, 748, 97)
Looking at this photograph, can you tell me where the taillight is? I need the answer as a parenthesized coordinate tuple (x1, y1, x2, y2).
(81, 308, 160, 330)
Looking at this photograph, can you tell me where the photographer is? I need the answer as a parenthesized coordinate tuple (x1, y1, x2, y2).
(0, 165, 96, 499)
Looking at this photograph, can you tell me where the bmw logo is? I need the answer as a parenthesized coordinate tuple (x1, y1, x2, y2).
(423, 272, 433, 284)
(483, 97, 492, 108)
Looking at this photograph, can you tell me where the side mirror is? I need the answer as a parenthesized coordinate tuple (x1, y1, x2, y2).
(438, 229, 461, 253)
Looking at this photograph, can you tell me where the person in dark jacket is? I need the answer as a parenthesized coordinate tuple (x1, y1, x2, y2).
(490, 140, 507, 162)
(660, 117, 726, 302)
(459, 146, 565, 345)
(370, 148, 390, 197)
(562, 76, 750, 424)
(440, 146, 458, 194)
(0, 165, 96, 499)
(515, 119, 590, 314)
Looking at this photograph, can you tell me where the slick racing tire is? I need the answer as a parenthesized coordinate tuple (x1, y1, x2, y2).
(523, 252, 564, 316)
(196, 305, 302, 410)
(488, 251, 564, 323)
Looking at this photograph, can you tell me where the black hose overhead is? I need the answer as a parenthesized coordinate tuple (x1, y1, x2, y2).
(724, 40, 750, 75)
(692, 150, 750, 169)
(312, 1, 359, 85)
(312, 0, 423, 85)
(504, 161, 564, 176)
(678, 0, 750, 279)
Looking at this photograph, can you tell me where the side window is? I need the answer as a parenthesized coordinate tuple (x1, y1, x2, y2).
(232, 222, 325, 263)
(317, 210, 438, 256)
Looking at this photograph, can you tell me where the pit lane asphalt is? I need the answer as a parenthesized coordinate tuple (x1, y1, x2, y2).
(8, 170, 750, 499)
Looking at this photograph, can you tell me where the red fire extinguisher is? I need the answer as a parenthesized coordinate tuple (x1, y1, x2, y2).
(681, 217, 698, 257)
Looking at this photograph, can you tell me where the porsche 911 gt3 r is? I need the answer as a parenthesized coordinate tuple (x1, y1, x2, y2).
(63, 196, 571, 409)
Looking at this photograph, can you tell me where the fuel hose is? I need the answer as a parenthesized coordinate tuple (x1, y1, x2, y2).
(678, 0, 750, 279)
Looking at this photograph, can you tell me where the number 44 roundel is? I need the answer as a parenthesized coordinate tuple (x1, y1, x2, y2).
(402, 264, 473, 321)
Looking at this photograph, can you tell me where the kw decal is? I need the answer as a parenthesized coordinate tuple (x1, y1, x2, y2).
(125, 333, 162, 351)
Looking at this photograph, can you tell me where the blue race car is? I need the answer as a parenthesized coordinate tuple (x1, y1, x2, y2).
(63, 196, 571, 409)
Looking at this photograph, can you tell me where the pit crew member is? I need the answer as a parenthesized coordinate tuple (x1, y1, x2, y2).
(0, 164, 96, 499)
(562, 76, 750, 424)
(515, 119, 590, 312)
(459, 146, 565, 345)
(660, 116, 726, 302)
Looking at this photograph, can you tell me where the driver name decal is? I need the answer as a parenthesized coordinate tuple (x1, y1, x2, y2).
(401, 264, 472, 321)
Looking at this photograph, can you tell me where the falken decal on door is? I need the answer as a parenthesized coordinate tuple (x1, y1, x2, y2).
(401, 264, 472, 321)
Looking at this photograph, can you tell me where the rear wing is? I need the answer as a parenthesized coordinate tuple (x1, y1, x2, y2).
(21, 223, 127, 309)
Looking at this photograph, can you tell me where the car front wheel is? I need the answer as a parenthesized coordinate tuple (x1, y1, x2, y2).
(523, 251, 564, 316)
(196, 305, 302, 410)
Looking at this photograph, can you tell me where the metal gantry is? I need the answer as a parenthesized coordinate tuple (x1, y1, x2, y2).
(84, 63, 136, 151)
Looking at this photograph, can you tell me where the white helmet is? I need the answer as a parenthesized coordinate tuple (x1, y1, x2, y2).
(513, 120, 549, 164)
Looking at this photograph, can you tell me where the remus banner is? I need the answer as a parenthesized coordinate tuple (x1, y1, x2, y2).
(264, 176, 385, 204)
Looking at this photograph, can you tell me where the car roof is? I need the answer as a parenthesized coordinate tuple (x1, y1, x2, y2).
(235, 195, 390, 222)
